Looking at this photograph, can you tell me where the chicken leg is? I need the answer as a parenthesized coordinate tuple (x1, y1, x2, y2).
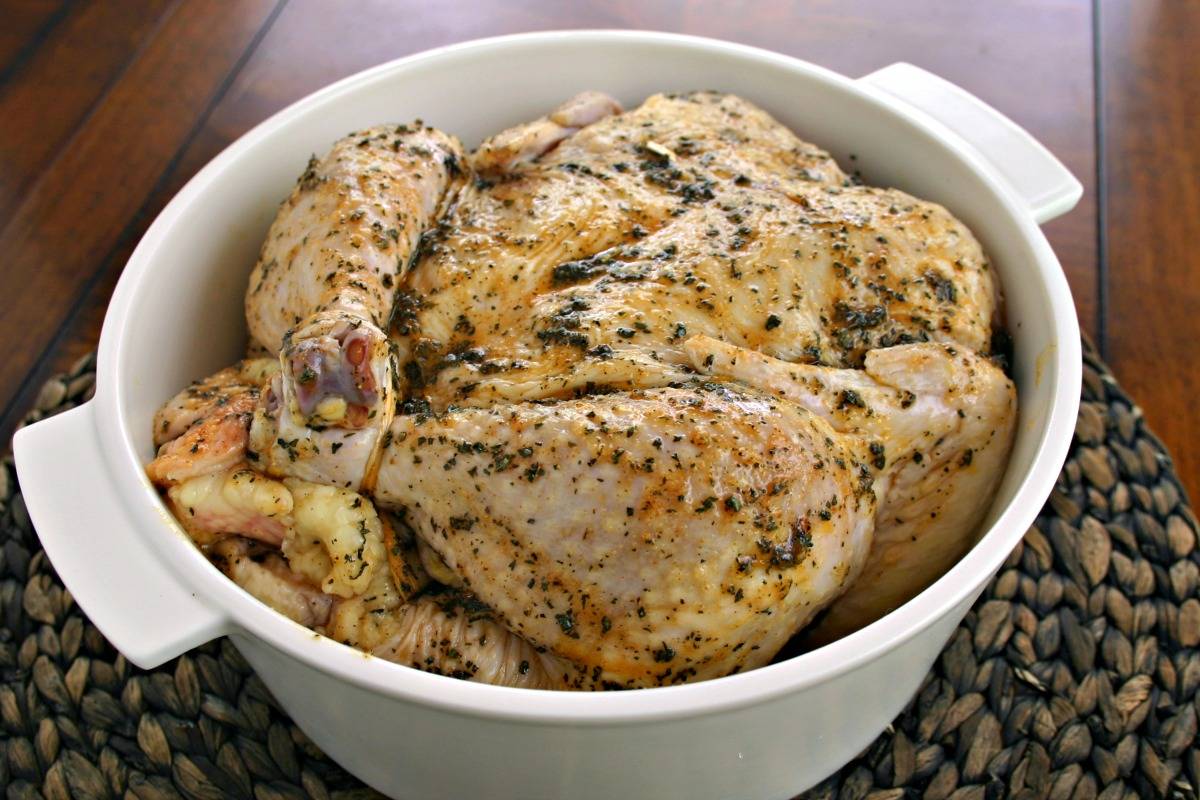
(246, 122, 466, 490)
(684, 335, 1016, 642)
(373, 382, 877, 688)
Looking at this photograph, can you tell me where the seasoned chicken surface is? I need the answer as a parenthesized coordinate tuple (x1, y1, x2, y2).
(245, 123, 466, 491)
(148, 371, 264, 486)
(401, 91, 996, 411)
(245, 123, 464, 354)
(684, 336, 1016, 643)
(149, 90, 1017, 690)
(374, 383, 876, 687)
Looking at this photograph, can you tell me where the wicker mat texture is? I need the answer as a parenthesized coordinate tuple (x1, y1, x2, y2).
(1, 339, 1197, 800)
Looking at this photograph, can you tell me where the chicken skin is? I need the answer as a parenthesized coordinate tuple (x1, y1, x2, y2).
(684, 336, 1016, 642)
(153, 405, 561, 685)
(147, 359, 276, 485)
(374, 382, 876, 687)
(402, 91, 996, 411)
(150, 90, 1017, 690)
(245, 123, 466, 491)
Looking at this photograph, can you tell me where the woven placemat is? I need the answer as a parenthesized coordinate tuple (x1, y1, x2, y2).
(1, 341, 1197, 800)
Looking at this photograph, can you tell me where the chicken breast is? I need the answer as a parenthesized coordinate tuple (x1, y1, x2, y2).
(400, 91, 996, 411)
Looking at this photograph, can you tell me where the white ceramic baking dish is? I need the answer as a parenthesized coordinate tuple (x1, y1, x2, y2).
(14, 31, 1082, 800)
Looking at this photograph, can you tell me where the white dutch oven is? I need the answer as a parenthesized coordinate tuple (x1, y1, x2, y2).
(14, 32, 1082, 800)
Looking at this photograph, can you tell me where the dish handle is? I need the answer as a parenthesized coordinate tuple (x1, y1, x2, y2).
(859, 62, 1083, 224)
(13, 402, 229, 668)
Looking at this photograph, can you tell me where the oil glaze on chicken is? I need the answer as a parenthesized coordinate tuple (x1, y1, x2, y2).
(147, 91, 1016, 689)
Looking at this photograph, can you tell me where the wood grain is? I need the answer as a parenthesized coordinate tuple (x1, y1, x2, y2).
(1100, 1, 1200, 499)
(0, 0, 175, 218)
(0, 0, 67, 80)
(0, 0, 279, 424)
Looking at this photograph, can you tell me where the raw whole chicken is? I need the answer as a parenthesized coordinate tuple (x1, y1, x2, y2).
(149, 90, 1016, 690)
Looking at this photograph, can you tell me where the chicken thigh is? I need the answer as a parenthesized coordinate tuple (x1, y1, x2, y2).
(684, 336, 1016, 642)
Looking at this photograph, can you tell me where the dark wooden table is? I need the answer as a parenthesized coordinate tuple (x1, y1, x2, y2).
(0, 1, 1196, 499)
